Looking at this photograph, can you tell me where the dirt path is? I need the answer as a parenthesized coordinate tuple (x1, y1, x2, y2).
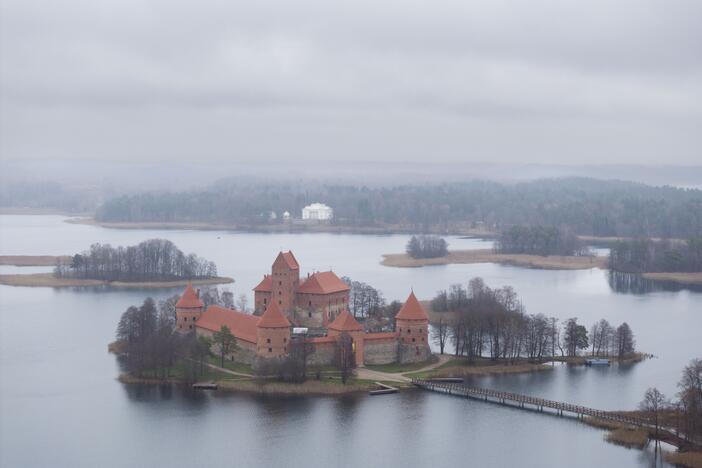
(201, 361, 254, 378)
(356, 354, 451, 383)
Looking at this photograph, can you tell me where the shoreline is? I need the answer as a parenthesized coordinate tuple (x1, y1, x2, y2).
(382, 249, 608, 270)
(65, 217, 498, 237)
(0, 255, 71, 266)
(0, 273, 234, 288)
(641, 272, 702, 286)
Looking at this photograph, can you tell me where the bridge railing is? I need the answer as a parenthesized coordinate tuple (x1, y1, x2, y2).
(411, 378, 646, 426)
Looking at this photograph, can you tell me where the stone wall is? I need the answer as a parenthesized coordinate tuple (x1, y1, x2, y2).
(307, 341, 336, 366)
(398, 343, 432, 364)
(364, 339, 398, 365)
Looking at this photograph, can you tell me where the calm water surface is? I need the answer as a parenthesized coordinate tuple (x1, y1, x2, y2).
(1, 215, 700, 468)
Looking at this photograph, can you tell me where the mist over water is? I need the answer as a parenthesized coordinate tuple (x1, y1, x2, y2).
(0, 215, 700, 467)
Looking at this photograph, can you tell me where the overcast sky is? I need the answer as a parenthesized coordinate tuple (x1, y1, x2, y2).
(1, 0, 700, 166)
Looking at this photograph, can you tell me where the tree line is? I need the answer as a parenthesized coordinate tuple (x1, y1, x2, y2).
(495, 225, 589, 256)
(638, 358, 702, 446)
(95, 178, 702, 238)
(609, 237, 702, 273)
(406, 235, 449, 258)
(430, 278, 635, 360)
(54, 239, 218, 281)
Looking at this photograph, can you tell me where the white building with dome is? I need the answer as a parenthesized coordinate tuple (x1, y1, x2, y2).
(302, 203, 333, 220)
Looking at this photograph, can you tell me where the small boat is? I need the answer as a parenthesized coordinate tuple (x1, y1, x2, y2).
(192, 381, 218, 390)
(585, 358, 610, 366)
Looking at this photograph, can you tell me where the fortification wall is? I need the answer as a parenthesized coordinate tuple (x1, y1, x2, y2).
(364, 339, 398, 365)
(307, 341, 335, 366)
(197, 328, 257, 365)
(398, 343, 431, 364)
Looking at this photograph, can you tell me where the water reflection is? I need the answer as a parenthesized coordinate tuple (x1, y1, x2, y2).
(608, 271, 702, 294)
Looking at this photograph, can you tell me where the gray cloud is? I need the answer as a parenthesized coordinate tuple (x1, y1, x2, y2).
(1, 0, 700, 165)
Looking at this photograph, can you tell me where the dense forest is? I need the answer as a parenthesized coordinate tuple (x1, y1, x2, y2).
(495, 225, 587, 256)
(609, 237, 702, 273)
(95, 178, 702, 238)
(54, 239, 218, 281)
(430, 278, 635, 359)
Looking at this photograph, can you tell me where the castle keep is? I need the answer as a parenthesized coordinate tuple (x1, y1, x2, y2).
(175, 251, 431, 367)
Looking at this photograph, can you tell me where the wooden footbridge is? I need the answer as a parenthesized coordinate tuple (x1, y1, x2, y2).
(412, 379, 645, 426)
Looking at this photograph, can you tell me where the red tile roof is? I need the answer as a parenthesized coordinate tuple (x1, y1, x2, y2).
(297, 271, 350, 295)
(328, 309, 363, 332)
(274, 251, 299, 270)
(253, 275, 272, 292)
(196, 305, 259, 343)
(176, 283, 204, 309)
(257, 301, 291, 328)
(395, 291, 429, 321)
(363, 331, 398, 340)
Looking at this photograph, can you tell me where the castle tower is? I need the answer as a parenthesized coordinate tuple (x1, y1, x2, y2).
(327, 309, 365, 367)
(395, 291, 431, 363)
(256, 301, 291, 358)
(271, 251, 300, 315)
(175, 283, 205, 333)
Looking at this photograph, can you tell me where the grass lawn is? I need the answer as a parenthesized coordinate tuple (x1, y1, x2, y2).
(365, 358, 437, 374)
(207, 355, 254, 375)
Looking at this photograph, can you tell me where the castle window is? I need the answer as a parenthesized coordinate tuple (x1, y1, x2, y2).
(184, 317, 187, 321)
(308, 312, 311, 318)
(412, 338, 416, 343)
(189, 325, 193, 329)
(263, 298, 267, 304)
(309, 301, 312, 306)
(284, 338, 287, 343)
(408, 329, 411, 334)
(267, 338, 271, 343)
(268, 348, 272, 353)
(279, 300, 282, 305)
(279, 281, 282, 286)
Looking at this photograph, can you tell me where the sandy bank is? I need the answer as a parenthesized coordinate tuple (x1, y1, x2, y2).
(382, 249, 607, 270)
(641, 272, 702, 286)
(0, 255, 70, 266)
(0, 273, 234, 288)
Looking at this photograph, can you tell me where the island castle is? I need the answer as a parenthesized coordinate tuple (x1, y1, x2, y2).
(175, 251, 431, 367)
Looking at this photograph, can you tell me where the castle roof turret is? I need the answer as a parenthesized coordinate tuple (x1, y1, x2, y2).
(257, 301, 291, 328)
(327, 309, 363, 332)
(176, 283, 204, 309)
(395, 291, 429, 321)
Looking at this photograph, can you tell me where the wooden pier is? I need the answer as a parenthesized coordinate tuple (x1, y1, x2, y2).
(369, 382, 399, 396)
(192, 381, 218, 390)
(412, 379, 644, 426)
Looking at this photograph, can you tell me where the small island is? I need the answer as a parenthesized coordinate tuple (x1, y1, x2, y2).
(0, 239, 233, 288)
(383, 229, 702, 287)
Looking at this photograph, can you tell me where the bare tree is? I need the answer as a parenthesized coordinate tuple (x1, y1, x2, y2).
(237, 293, 248, 312)
(431, 316, 449, 354)
(221, 289, 234, 309)
(639, 387, 669, 442)
(334, 332, 355, 384)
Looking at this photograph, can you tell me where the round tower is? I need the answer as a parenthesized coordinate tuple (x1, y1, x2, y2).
(256, 301, 291, 358)
(395, 291, 431, 363)
(175, 283, 205, 333)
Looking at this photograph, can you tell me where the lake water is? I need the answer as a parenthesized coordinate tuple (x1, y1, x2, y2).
(0, 215, 700, 467)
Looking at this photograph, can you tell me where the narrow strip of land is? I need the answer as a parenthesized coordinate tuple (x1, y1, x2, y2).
(0, 272, 234, 288)
(0, 255, 70, 266)
(382, 249, 607, 270)
(641, 272, 702, 286)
